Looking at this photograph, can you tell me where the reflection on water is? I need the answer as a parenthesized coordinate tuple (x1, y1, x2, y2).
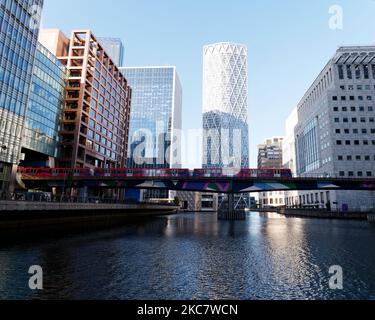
(0, 212, 375, 300)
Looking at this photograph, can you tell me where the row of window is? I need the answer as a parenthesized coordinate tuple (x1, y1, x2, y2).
(338, 155, 375, 161)
(339, 171, 373, 177)
(338, 64, 375, 80)
(339, 85, 375, 91)
(333, 106, 373, 112)
(334, 117, 375, 123)
(335, 128, 375, 134)
(332, 95, 372, 101)
(336, 140, 375, 145)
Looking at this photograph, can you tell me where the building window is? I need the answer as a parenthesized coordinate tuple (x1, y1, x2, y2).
(367, 172, 372, 177)
(336, 140, 342, 145)
(364, 65, 370, 79)
(339, 171, 345, 177)
(338, 65, 344, 79)
(347, 65, 353, 79)
(355, 65, 361, 79)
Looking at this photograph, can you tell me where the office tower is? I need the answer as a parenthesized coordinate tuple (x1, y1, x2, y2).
(202, 42, 249, 210)
(0, 0, 44, 197)
(202, 42, 249, 169)
(257, 137, 285, 208)
(257, 137, 284, 169)
(294, 46, 375, 211)
(120, 66, 182, 200)
(97, 37, 124, 67)
(39, 29, 132, 169)
(21, 43, 66, 167)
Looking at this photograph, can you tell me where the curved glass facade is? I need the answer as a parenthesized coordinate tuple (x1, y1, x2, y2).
(23, 43, 66, 158)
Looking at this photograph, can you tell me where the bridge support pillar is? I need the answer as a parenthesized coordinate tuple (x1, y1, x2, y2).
(218, 193, 246, 221)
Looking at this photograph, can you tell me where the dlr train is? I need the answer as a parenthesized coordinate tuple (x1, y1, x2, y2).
(18, 167, 293, 179)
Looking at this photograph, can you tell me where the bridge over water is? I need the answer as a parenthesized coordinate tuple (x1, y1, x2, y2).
(21, 174, 375, 194)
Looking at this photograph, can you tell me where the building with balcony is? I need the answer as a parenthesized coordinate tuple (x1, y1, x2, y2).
(0, 0, 44, 197)
(39, 29, 132, 170)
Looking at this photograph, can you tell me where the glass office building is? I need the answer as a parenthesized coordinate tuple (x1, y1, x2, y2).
(0, 0, 44, 196)
(120, 66, 182, 169)
(120, 66, 182, 200)
(22, 43, 66, 163)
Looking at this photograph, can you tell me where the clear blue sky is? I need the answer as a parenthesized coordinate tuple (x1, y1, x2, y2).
(41, 0, 375, 167)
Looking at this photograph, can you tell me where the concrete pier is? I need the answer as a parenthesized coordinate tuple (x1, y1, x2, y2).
(0, 201, 179, 229)
(217, 193, 246, 220)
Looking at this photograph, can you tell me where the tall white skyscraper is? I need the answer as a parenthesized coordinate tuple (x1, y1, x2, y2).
(202, 43, 249, 210)
(202, 43, 249, 169)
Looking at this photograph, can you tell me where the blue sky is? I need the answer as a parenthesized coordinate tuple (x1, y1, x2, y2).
(42, 0, 375, 167)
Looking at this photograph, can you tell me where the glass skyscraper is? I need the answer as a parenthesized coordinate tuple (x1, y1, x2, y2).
(120, 66, 182, 169)
(119, 66, 182, 200)
(97, 37, 124, 67)
(202, 43, 250, 210)
(202, 43, 249, 169)
(0, 0, 44, 196)
(22, 43, 66, 164)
